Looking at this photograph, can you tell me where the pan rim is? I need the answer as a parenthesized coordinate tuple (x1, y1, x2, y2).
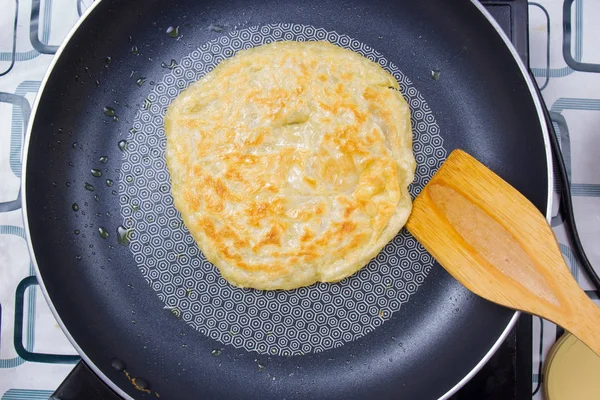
(20, 1, 553, 399)
(439, 3, 554, 399)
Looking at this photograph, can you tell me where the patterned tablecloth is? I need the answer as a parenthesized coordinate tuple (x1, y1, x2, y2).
(0, 1, 598, 399)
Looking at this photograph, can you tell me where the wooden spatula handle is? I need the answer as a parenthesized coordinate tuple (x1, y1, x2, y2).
(565, 291, 600, 356)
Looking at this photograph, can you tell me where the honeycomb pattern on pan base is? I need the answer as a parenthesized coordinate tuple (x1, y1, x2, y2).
(120, 23, 447, 356)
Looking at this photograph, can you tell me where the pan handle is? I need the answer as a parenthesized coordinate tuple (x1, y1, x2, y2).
(14, 276, 81, 363)
(51, 361, 122, 400)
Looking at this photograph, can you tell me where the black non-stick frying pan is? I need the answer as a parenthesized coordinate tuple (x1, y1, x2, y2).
(22, 0, 551, 399)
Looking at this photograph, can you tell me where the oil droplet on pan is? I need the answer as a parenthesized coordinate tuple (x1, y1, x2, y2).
(169, 307, 181, 318)
(106, 179, 114, 187)
(72, 203, 79, 211)
(208, 23, 224, 32)
(99, 156, 109, 163)
(111, 358, 125, 371)
(118, 140, 128, 151)
(430, 69, 441, 80)
(84, 182, 95, 191)
(103, 106, 116, 117)
(136, 77, 147, 87)
(98, 227, 109, 239)
(91, 168, 102, 177)
(211, 349, 221, 356)
(161, 59, 178, 69)
(117, 226, 133, 246)
(133, 377, 149, 390)
(166, 26, 180, 38)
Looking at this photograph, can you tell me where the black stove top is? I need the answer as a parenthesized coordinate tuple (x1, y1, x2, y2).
(481, 0, 530, 67)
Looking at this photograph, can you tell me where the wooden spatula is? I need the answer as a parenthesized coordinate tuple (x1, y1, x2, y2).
(406, 149, 600, 357)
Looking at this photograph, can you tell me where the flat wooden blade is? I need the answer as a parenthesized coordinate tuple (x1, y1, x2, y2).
(405, 150, 600, 357)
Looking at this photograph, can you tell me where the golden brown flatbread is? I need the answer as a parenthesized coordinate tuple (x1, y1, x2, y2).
(165, 41, 415, 290)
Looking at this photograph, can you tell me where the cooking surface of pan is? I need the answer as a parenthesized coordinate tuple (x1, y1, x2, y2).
(23, 0, 550, 399)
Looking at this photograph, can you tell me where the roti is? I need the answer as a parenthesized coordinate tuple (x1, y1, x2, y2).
(164, 41, 415, 290)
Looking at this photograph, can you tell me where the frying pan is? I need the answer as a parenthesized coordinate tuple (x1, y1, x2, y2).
(22, 0, 551, 399)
